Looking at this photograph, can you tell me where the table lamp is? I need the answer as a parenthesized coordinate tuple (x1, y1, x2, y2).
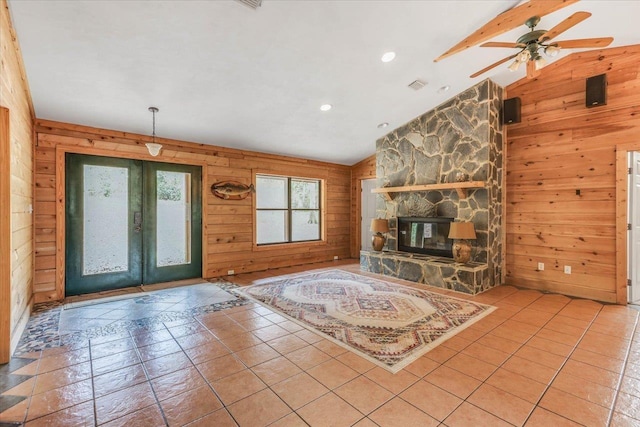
(370, 219, 389, 251)
(448, 221, 476, 263)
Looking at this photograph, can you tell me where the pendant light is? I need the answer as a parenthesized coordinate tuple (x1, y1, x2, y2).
(145, 107, 162, 156)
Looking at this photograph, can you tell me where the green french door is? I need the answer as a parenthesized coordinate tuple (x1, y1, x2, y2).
(65, 153, 202, 296)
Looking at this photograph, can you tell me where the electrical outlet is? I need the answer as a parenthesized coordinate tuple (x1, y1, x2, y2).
(227, 269, 235, 275)
(333, 255, 339, 260)
(564, 266, 571, 274)
(537, 262, 544, 271)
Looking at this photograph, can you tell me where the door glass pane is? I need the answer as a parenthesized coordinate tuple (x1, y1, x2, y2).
(257, 210, 287, 244)
(292, 210, 320, 241)
(156, 171, 191, 267)
(83, 165, 129, 275)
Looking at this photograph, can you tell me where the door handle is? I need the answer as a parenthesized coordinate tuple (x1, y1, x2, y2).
(134, 212, 142, 233)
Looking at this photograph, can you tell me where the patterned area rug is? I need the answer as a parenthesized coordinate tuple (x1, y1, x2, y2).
(237, 269, 495, 373)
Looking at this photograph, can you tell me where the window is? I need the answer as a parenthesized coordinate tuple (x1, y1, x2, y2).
(256, 175, 321, 245)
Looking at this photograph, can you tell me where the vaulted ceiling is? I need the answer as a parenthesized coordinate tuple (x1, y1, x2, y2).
(8, 0, 640, 164)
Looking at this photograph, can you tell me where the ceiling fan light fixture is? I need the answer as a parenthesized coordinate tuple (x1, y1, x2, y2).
(517, 50, 531, 63)
(507, 59, 521, 72)
(544, 44, 561, 57)
(534, 54, 547, 70)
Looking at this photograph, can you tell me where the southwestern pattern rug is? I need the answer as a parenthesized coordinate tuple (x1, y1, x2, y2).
(236, 269, 495, 373)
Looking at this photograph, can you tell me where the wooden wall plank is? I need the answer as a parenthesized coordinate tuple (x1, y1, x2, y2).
(349, 154, 376, 258)
(34, 121, 353, 301)
(505, 44, 640, 303)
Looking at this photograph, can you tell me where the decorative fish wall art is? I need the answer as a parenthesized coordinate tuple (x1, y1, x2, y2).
(211, 181, 255, 200)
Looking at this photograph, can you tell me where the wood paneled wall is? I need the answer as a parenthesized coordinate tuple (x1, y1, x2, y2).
(34, 120, 352, 302)
(505, 44, 640, 303)
(349, 154, 376, 258)
(1, 0, 35, 361)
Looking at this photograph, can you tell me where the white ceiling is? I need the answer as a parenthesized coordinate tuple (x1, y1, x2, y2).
(7, 0, 640, 165)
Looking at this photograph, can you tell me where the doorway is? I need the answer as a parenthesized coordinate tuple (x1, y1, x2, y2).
(629, 152, 640, 304)
(361, 178, 377, 251)
(65, 153, 202, 296)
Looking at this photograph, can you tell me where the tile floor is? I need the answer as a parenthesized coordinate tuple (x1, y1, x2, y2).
(1, 261, 639, 426)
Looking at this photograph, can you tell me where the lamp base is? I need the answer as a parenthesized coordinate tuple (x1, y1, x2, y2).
(452, 240, 472, 263)
(372, 233, 386, 251)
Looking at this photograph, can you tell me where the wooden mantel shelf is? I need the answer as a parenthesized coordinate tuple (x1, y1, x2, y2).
(372, 181, 485, 200)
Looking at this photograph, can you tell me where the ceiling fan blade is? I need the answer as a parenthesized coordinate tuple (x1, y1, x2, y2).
(470, 54, 517, 79)
(435, 0, 579, 62)
(480, 42, 526, 48)
(540, 11, 591, 41)
(553, 37, 614, 49)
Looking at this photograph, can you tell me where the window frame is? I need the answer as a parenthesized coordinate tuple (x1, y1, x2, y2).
(253, 172, 325, 248)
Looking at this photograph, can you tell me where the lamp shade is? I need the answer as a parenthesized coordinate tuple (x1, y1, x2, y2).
(448, 222, 476, 240)
(370, 219, 389, 233)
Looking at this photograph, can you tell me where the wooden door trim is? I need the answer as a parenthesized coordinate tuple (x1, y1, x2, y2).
(1, 107, 11, 363)
(614, 142, 640, 305)
(54, 145, 208, 300)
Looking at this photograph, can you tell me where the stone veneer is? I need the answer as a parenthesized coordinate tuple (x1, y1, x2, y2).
(365, 79, 504, 293)
(360, 250, 490, 295)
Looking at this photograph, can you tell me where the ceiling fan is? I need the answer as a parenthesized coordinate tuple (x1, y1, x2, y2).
(470, 12, 613, 78)
(434, 0, 613, 79)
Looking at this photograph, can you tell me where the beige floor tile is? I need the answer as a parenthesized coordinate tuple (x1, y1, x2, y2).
(486, 368, 547, 404)
(552, 370, 616, 408)
(402, 355, 439, 378)
(26, 379, 93, 421)
(251, 356, 302, 385)
(91, 337, 136, 359)
(368, 397, 439, 427)
(143, 350, 193, 379)
(184, 408, 237, 427)
(234, 342, 280, 367)
(444, 352, 497, 381)
(444, 401, 512, 427)
(614, 390, 640, 421)
(307, 359, 359, 390)
(184, 339, 231, 364)
(540, 387, 609, 426)
(92, 349, 141, 376)
(271, 372, 330, 410)
(468, 383, 534, 426)
(93, 363, 148, 398)
(334, 376, 393, 414)
(424, 364, 481, 399)
(211, 369, 267, 405)
(524, 407, 582, 427)
(285, 345, 332, 370)
(501, 355, 558, 385)
(560, 359, 621, 389)
(197, 353, 246, 383)
(266, 334, 309, 355)
(297, 392, 364, 427)
(24, 401, 94, 427)
(570, 348, 626, 374)
(137, 339, 182, 362)
(364, 366, 419, 394)
(150, 365, 207, 401)
(400, 379, 462, 421)
(94, 382, 156, 425)
(227, 388, 291, 427)
(160, 385, 222, 426)
(99, 404, 165, 427)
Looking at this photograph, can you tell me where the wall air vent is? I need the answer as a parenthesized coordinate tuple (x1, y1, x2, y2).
(408, 80, 426, 91)
(235, 0, 262, 9)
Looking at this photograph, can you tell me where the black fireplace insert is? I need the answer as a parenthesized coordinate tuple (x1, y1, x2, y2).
(397, 217, 453, 257)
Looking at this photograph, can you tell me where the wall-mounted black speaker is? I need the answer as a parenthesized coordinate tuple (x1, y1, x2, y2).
(586, 73, 607, 108)
(503, 97, 521, 125)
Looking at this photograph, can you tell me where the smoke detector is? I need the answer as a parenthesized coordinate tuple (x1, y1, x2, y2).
(235, 0, 262, 9)
(408, 79, 427, 91)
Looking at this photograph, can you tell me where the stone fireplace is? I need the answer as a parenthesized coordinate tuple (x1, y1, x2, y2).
(361, 79, 504, 295)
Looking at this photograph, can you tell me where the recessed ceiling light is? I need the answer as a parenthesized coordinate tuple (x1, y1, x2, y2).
(320, 104, 332, 111)
(377, 122, 389, 129)
(381, 52, 396, 63)
(438, 85, 451, 93)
